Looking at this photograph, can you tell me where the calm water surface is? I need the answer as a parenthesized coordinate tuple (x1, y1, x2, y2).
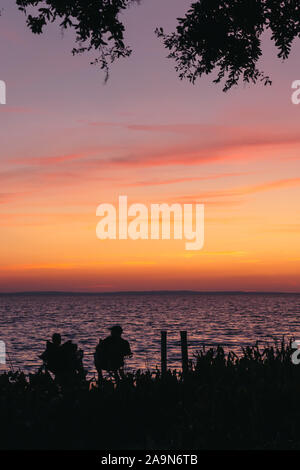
(0, 293, 299, 375)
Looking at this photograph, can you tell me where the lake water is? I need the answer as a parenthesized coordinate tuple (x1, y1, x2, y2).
(0, 292, 299, 375)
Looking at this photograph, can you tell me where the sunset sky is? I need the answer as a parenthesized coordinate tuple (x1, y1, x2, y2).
(1, 0, 300, 293)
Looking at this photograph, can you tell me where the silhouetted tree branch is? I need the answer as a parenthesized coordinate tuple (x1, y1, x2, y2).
(11, 0, 300, 90)
(15, 0, 139, 81)
(156, 0, 300, 91)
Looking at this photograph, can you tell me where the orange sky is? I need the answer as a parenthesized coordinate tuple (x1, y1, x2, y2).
(0, 0, 300, 292)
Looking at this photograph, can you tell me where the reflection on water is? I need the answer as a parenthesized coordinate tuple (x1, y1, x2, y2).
(0, 293, 299, 375)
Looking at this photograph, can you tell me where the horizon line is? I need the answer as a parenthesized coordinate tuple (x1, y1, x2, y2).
(0, 289, 300, 296)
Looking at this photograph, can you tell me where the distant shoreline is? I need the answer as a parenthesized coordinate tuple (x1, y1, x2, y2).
(0, 290, 300, 296)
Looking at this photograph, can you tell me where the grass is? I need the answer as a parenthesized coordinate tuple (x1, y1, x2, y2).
(0, 338, 300, 450)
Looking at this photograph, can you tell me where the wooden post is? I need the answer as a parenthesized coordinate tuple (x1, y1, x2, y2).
(161, 330, 167, 376)
(180, 331, 188, 377)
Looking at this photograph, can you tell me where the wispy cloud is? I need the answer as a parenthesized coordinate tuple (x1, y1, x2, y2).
(0, 192, 31, 204)
(177, 177, 300, 201)
(268, 224, 300, 233)
(8, 123, 300, 174)
(0, 107, 36, 114)
(183, 251, 247, 258)
(14, 149, 108, 166)
(124, 172, 247, 187)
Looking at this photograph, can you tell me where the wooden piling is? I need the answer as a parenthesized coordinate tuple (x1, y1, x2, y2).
(161, 330, 167, 376)
(180, 331, 188, 377)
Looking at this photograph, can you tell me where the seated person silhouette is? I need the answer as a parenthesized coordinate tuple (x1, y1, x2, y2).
(59, 340, 86, 384)
(40, 333, 62, 375)
(40, 334, 85, 386)
(94, 325, 132, 383)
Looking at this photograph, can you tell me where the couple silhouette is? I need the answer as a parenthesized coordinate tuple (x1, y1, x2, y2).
(40, 325, 132, 385)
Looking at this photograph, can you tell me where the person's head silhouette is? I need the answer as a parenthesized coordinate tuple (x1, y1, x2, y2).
(52, 333, 61, 346)
(109, 325, 123, 337)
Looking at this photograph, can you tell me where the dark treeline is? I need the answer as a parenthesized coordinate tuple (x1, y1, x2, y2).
(1, 339, 300, 450)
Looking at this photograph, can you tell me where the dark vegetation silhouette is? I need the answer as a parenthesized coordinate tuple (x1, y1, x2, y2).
(1, 338, 300, 449)
(3, 1, 298, 90)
